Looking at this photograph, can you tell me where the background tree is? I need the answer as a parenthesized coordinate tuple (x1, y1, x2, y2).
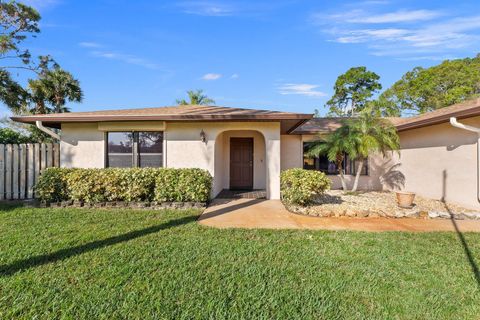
(380, 54, 480, 115)
(0, 127, 33, 144)
(176, 89, 215, 105)
(326, 67, 382, 116)
(0, 1, 58, 110)
(0, 1, 83, 142)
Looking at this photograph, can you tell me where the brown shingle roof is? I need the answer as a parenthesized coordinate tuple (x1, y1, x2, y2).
(292, 118, 344, 134)
(393, 97, 480, 131)
(293, 117, 403, 134)
(12, 98, 480, 135)
(11, 105, 313, 134)
(294, 98, 480, 134)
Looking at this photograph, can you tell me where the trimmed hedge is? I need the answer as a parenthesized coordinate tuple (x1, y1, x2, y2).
(36, 168, 212, 203)
(280, 168, 331, 205)
(35, 168, 76, 202)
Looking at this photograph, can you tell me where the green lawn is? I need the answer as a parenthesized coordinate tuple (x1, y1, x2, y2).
(0, 204, 479, 319)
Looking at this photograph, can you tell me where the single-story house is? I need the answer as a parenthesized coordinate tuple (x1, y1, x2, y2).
(11, 98, 480, 210)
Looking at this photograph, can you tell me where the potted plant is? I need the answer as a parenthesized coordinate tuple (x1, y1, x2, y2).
(396, 191, 416, 208)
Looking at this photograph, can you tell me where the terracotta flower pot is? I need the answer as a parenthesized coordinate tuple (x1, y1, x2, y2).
(396, 191, 416, 208)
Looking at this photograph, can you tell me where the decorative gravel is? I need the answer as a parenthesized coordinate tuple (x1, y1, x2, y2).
(287, 190, 480, 220)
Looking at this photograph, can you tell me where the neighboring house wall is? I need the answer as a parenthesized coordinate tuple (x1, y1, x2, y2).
(395, 116, 480, 210)
(298, 117, 480, 209)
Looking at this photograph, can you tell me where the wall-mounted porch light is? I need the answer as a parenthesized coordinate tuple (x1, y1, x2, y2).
(200, 129, 206, 143)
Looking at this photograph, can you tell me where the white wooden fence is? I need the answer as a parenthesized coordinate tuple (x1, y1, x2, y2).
(0, 143, 60, 200)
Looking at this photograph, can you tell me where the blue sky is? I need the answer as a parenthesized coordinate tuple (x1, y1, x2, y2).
(2, 0, 480, 116)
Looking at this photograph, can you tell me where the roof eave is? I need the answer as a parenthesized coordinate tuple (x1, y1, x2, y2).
(11, 113, 314, 132)
(396, 108, 480, 132)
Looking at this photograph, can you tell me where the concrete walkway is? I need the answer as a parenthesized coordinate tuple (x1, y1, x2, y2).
(199, 199, 480, 232)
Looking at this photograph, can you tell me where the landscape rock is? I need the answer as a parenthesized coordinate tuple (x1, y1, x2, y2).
(404, 210, 419, 218)
(357, 210, 369, 218)
(464, 212, 480, 220)
(288, 190, 477, 220)
(429, 211, 452, 219)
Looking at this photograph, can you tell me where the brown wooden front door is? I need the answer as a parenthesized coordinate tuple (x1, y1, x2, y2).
(230, 138, 253, 190)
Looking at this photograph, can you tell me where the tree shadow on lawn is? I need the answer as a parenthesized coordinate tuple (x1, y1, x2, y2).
(445, 203, 480, 289)
(441, 169, 480, 289)
(199, 198, 265, 220)
(0, 214, 197, 277)
(0, 201, 38, 212)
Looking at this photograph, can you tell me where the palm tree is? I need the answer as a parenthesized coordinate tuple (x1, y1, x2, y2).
(176, 89, 215, 106)
(28, 67, 83, 114)
(42, 67, 83, 113)
(307, 123, 357, 191)
(307, 112, 399, 192)
(347, 112, 400, 191)
(27, 78, 48, 114)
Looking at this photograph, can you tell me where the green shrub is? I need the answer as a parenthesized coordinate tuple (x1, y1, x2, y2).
(103, 168, 159, 202)
(35, 168, 75, 202)
(35, 167, 212, 203)
(280, 168, 331, 205)
(153, 168, 212, 202)
(176, 169, 212, 202)
(153, 169, 180, 202)
(66, 169, 108, 203)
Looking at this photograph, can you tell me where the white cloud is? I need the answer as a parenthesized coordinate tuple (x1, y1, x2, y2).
(90, 51, 159, 70)
(230, 73, 239, 79)
(178, 1, 235, 16)
(331, 9, 442, 24)
(79, 42, 102, 48)
(333, 28, 409, 43)
(314, 6, 480, 59)
(278, 84, 327, 97)
(202, 73, 222, 80)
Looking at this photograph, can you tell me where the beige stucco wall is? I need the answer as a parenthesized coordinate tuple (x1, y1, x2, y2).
(60, 117, 480, 208)
(166, 122, 280, 199)
(60, 123, 105, 168)
(394, 117, 480, 210)
(280, 135, 303, 170)
(60, 121, 281, 199)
